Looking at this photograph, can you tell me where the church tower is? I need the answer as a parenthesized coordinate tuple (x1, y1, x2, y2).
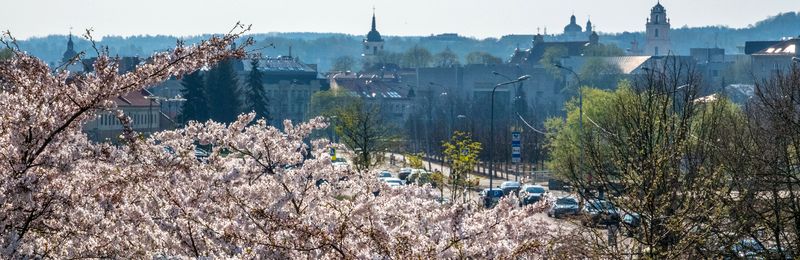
(362, 9, 384, 58)
(62, 33, 78, 63)
(645, 2, 672, 56)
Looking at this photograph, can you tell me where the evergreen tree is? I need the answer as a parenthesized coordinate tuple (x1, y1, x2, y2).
(243, 58, 270, 121)
(206, 58, 241, 123)
(178, 70, 209, 123)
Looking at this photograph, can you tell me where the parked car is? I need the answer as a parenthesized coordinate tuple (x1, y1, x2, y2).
(500, 181, 521, 196)
(398, 168, 412, 180)
(377, 170, 392, 178)
(581, 199, 620, 227)
(548, 197, 580, 218)
(520, 185, 548, 206)
(408, 169, 429, 184)
(481, 188, 505, 208)
(724, 239, 794, 259)
(380, 177, 404, 188)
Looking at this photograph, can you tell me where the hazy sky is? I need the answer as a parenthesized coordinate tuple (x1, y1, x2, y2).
(3, 0, 799, 39)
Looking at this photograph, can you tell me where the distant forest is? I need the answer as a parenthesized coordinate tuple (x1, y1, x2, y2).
(14, 12, 800, 73)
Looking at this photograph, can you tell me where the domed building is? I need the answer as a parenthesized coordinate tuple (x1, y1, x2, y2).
(562, 14, 594, 41)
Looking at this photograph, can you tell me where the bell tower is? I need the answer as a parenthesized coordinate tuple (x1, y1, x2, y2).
(645, 2, 672, 56)
(362, 8, 385, 59)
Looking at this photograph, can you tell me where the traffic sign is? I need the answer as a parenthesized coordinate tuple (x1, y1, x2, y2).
(511, 131, 521, 163)
(330, 147, 336, 161)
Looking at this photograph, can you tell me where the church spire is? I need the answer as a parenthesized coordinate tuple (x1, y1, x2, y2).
(365, 8, 383, 42)
(62, 31, 78, 63)
(371, 7, 377, 31)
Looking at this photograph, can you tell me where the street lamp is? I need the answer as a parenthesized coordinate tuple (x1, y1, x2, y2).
(493, 71, 526, 182)
(430, 81, 454, 139)
(554, 63, 587, 194)
(165, 95, 186, 127)
(143, 95, 165, 134)
(330, 115, 338, 143)
(488, 74, 531, 192)
(456, 114, 467, 132)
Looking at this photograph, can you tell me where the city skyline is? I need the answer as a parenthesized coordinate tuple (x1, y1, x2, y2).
(3, 0, 799, 39)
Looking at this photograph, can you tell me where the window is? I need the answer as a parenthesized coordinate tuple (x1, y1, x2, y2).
(373, 46, 378, 55)
(654, 28, 659, 38)
(655, 47, 659, 56)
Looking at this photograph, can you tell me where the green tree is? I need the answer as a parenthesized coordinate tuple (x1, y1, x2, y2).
(333, 99, 394, 171)
(441, 131, 482, 202)
(578, 57, 624, 89)
(465, 51, 502, 65)
(178, 70, 209, 123)
(402, 45, 433, 68)
(405, 153, 425, 169)
(308, 89, 359, 118)
(243, 58, 269, 121)
(206, 58, 241, 123)
(540, 46, 568, 77)
(546, 69, 745, 258)
(331, 55, 355, 72)
(434, 47, 460, 67)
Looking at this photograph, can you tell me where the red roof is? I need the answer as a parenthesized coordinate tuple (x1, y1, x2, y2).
(115, 89, 157, 107)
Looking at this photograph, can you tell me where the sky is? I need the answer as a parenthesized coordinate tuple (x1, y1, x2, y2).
(3, 0, 799, 39)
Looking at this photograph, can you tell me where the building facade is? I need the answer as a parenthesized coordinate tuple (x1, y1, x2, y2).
(251, 56, 325, 125)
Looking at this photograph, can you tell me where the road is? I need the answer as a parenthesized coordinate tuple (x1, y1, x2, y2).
(377, 153, 595, 233)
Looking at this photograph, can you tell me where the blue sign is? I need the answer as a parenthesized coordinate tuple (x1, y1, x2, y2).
(511, 131, 521, 163)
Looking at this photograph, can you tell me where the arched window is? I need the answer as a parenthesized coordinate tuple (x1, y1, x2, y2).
(373, 46, 378, 55)
(655, 46, 660, 56)
(655, 28, 659, 38)
(655, 15, 659, 23)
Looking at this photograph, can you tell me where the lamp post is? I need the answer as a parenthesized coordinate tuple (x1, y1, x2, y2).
(143, 95, 165, 134)
(456, 114, 467, 133)
(493, 71, 526, 182)
(554, 64, 586, 195)
(330, 115, 338, 143)
(429, 81, 454, 139)
(166, 95, 186, 128)
(489, 75, 531, 192)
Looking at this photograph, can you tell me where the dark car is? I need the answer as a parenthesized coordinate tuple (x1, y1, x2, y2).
(520, 185, 547, 206)
(581, 200, 620, 227)
(481, 188, 504, 208)
(500, 181, 522, 196)
(547, 197, 580, 218)
(398, 168, 412, 180)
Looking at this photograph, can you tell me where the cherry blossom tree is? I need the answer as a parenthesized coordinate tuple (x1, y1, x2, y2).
(0, 25, 551, 258)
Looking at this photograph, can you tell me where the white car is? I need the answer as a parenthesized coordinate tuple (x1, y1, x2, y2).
(380, 177, 405, 187)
